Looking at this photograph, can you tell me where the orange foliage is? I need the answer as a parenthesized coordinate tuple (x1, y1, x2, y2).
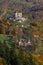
(0, 17, 2, 20)
(38, 56, 43, 62)
(0, 57, 3, 65)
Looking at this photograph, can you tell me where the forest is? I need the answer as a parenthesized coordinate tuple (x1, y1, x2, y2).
(0, 0, 43, 65)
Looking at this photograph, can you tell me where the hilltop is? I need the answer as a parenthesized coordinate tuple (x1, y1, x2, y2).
(0, 0, 43, 11)
(0, 0, 43, 21)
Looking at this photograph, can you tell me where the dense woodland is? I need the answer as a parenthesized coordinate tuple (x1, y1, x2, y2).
(0, 0, 43, 65)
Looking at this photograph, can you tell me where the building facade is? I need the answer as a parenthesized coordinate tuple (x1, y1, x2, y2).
(15, 11, 22, 19)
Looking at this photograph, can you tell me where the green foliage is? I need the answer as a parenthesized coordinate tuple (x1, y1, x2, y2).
(0, 40, 43, 65)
